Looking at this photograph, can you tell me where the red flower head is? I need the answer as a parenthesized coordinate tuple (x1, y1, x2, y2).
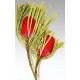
(21, 16, 36, 38)
(38, 35, 55, 58)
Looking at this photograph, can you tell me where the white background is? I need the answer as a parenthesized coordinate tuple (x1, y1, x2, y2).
(0, 0, 80, 80)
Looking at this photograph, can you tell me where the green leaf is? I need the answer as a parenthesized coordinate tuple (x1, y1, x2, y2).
(30, 46, 38, 61)
(50, 40, 64, 58)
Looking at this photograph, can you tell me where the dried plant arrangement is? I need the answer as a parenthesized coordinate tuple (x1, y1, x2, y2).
(16, 1, 64, 80)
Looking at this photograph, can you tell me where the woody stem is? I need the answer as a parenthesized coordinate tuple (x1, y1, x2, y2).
(26, 39, 40, 80)
(34, 59, 40, 80)
(26, 43, 35, 79)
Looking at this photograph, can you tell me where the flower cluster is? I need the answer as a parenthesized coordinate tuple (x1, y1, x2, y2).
(21, 15, 55, 59)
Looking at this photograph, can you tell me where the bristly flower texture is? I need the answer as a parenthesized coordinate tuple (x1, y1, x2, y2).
(16, 1, 64, 80)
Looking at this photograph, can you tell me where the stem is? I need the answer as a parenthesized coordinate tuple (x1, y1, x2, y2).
(26, 39, 40, 80)
(35, 59, 40, 80)
(26, 43, 35, 79)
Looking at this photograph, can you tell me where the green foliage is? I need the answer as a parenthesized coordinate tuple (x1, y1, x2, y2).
(16, 3, 31, 47)
(16, 2, 64, 60)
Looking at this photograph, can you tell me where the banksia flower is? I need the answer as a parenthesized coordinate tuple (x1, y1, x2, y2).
(16, 1, 64, 80)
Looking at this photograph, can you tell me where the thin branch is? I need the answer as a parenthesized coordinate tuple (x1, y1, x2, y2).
(35, 59, 40, 80)
(26, 43, 35, 79)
